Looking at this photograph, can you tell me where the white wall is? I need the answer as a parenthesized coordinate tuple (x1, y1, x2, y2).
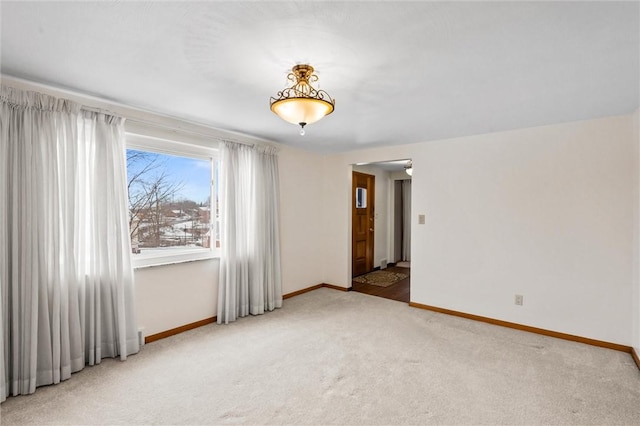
(416, 116, 633, 345)
(321, 157, 353, 287)
(633, 107, 640, 353)
(135, 259, 219, 337)
(279, 145, 326, 292)
(323, 115, 635, 345)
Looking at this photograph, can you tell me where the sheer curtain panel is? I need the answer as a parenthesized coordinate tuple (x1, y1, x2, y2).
(218, 142, 282, 324)
(0, 86, 139, 403)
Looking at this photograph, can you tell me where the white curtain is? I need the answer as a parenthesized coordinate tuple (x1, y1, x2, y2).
(218, 141, 282, 324)
(0, 86, 139, 403)
(402, 179, 412, 261)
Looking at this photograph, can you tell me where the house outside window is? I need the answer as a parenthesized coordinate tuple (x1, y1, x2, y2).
(126, 132, 219, 268)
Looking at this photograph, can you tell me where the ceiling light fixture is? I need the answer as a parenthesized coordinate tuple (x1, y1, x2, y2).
(405, 161, 413, 176)
(270, 64, 335, 136)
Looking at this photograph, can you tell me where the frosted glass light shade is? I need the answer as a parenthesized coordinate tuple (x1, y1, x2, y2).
(270, 98, 334, 125)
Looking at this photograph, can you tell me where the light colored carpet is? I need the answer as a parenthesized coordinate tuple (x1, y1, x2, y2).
(1, 288, 639, 425)
(352, 270, 408, 287)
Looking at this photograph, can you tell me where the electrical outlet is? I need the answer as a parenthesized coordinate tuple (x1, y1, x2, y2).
(515, 294, 523, 306)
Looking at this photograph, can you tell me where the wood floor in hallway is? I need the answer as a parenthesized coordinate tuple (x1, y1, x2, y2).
(350, 265, 410, 303)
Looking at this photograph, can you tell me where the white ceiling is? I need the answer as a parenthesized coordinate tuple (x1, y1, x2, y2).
(1, 1, 638, 153)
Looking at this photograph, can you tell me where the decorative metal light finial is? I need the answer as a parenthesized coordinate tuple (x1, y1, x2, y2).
(405, 161, 413, 176)
(270, 64, 335, 135)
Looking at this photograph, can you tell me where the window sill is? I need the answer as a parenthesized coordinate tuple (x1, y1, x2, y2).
(132, 249, 219, 269)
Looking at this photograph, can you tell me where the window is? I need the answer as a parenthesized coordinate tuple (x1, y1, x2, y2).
(126, 132, 219, 268)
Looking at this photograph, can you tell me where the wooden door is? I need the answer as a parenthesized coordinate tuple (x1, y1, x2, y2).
(352, 171, 375, 277)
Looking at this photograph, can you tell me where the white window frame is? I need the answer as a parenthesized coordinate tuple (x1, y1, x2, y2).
(125, 132, 219, 269)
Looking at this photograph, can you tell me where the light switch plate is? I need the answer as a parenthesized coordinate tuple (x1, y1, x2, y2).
(418, 214, 425, 224)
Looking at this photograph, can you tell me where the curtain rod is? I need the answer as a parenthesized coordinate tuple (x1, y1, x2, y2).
(81, 106, 256, 147)
(124, 116, 257, 147)
(3, 74, 268, 148)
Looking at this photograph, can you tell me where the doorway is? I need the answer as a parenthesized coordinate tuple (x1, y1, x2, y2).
(350, 161, 412, 303)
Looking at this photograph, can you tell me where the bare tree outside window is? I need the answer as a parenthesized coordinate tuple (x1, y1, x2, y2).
(126, 149, 213, 255)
